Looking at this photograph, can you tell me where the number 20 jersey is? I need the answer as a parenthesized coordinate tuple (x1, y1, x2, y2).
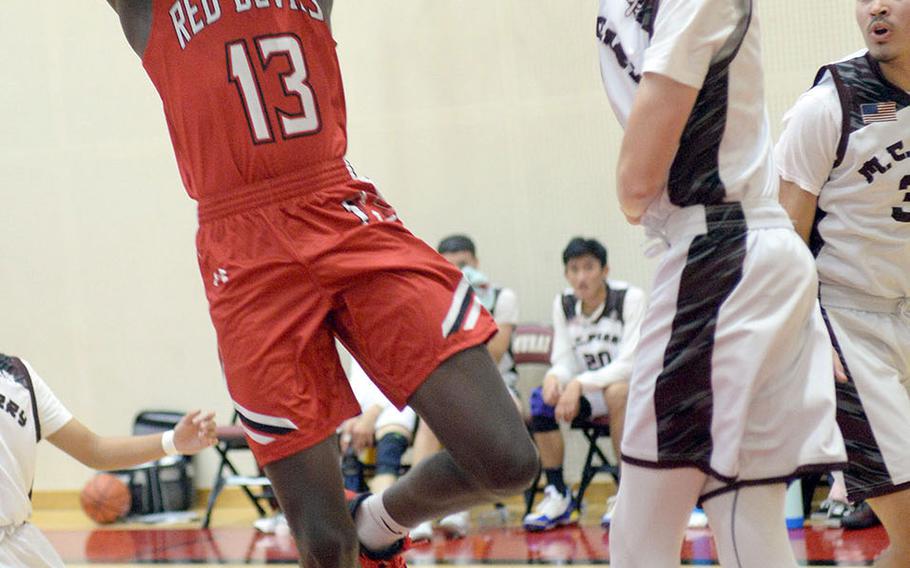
(142, 0, 347, 201)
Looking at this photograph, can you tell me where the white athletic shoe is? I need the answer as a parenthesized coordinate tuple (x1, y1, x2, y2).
(600, 495, 618, 528)
(410, 520, 434, 542)
(523, 485, 575, 532)
(438, 511, 470, 539)
(688, 508, 709, 528)
(253, 512, 287, 534)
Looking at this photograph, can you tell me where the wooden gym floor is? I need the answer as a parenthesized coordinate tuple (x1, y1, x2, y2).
(33, 485, 887, 567)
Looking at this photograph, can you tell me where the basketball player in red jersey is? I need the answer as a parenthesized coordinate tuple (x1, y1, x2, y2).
(101, 1, 538, 567)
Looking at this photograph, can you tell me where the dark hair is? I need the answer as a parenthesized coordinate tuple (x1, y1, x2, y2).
(437, 234, 476, 256)
(562, 237, 608, 267)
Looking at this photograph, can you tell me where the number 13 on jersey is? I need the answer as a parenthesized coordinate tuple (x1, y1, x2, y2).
(227, 33, 321, 145)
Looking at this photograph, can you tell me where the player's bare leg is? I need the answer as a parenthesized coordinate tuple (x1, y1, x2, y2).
(382, 345, 539, 526)
(264, 437, 358, 568)
(869, 490, 910, 568)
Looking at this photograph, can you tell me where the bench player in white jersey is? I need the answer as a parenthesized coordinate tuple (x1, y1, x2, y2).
(523, 237, 645, 531)
(596, 1, 847, 566)
(409, 235, 522, 541)
(0, 353, 216, 567)
(776, 1, 910, 564)
(341, 360, 418, 495)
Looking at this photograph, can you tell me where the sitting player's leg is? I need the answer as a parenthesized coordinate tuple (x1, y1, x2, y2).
(264, 436, 359, 567)
(702, 483, 797, 568)
(608, 463, 703, 568)
(523, 387, 573, 531)
(370, 409, 415, 494)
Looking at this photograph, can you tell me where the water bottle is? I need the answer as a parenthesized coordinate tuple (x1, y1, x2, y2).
(785, 481, 804, 529)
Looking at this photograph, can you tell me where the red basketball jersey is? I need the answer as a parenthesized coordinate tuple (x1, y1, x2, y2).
(142, 0, 347, 201)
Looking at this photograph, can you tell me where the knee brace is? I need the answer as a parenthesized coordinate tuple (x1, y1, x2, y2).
(375, 432, 409, 476)
(529, 387, 559, 433)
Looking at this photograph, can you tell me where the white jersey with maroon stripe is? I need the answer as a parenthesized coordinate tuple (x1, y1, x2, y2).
(0, 357, 72, 527)
(776, 50, 910, 299)
(597, 0, 778, 231)
(547, 280, 645, 391)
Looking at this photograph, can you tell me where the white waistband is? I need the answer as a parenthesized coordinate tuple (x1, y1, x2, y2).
(643, 199, 793, 256)
(820, 283, 910, 317)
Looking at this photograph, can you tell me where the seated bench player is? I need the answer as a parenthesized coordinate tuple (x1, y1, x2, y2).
(523, 237, 647, 531)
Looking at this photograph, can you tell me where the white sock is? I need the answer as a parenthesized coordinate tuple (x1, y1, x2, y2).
(355, 493, 411, 552)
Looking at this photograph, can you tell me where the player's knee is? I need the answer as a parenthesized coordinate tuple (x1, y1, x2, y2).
(604, 381, 629, 413)
(374, 432, 409, 476)
(529, 388, 558, 433)
(475, 436, 539, 496)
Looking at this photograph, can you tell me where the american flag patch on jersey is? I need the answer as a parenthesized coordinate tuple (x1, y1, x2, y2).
(861, 101, 897, 124)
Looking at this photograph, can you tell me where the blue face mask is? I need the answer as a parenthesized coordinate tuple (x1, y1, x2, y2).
(461, 265, 496, 310)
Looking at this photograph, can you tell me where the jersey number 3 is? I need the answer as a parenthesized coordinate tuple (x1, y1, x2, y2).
(227, 34, 321, 144)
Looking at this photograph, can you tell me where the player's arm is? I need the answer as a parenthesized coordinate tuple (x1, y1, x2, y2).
(617, 74, 698, 223)
(779, 180, 818, 244)
(775, 82, 846, 382)
(543, 295, 575, 405)
(47, 410, 216, 471)
(775, 82, 840, 245)
(619, 0, 750, 223)
(487, 288, 519, 363)
(487, 324, 514, 364)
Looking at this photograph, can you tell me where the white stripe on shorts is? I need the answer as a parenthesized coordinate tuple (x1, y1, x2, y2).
(441, 277, 471, 336)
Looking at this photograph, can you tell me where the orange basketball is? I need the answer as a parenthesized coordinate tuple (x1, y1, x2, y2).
(80, 473, 132, 524)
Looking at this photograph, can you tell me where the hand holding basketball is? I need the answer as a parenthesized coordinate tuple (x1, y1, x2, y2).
(172, 410, 218, 455)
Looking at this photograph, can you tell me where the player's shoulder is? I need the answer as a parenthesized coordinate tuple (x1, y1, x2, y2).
(606, 279, 637, 293)
(494, 286, 518, 302)
(0, 354, 30, 385)
(607, 279, 646, 303)
(787, 72, 842, 125)
(554, 288, 577, 319)
(556, 286, 576, 301)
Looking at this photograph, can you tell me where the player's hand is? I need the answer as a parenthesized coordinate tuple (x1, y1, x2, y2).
(542, 375, 562, 406)
(350, 413, 378, 453)
(833, 347, 848, 383)
(555, 381, 582, 423)
(339, 418, 356, 452)
(173, 410, 217, 455)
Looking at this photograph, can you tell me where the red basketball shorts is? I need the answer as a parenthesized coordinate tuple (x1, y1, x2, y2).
(195, 164, 497, 465)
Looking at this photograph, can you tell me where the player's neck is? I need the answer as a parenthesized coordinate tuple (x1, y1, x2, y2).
(879, 55, 910, 92)
(581, 283, 607, 316)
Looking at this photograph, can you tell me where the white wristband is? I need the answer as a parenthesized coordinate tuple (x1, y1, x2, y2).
(161, 429, 179, 456)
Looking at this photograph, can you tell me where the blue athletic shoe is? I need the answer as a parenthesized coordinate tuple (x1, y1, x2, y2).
(523, 485, 576, 532)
